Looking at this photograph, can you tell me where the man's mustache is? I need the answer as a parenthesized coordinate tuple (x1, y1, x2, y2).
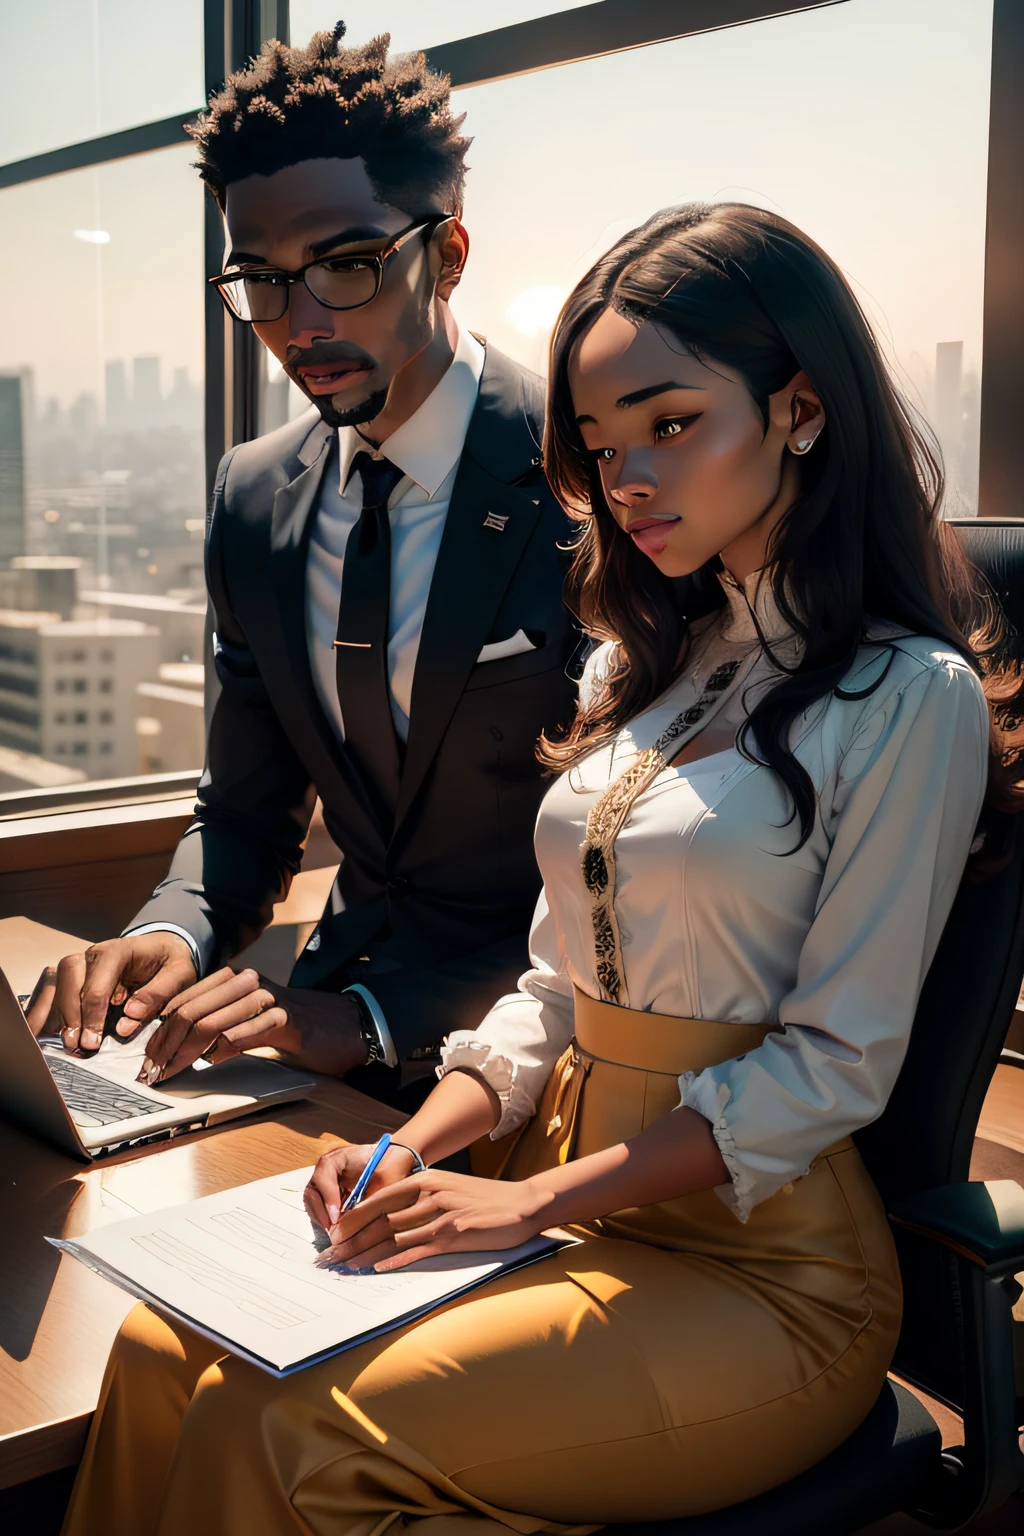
(284, 343, 376, 372)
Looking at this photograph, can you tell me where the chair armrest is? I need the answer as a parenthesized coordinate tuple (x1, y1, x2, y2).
(889, 1180, 1024, 1274)
(887, 1181, 1024, 1525)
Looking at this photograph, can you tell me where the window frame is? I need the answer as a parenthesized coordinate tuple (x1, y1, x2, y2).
(0, 0, 1019, 825)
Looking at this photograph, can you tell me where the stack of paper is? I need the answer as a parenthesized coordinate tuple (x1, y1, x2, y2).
(52, 1168, 564, 1375)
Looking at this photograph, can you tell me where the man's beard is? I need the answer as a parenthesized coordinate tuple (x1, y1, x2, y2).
(283, 343, 388, 431)
(309, 386, 390, 430)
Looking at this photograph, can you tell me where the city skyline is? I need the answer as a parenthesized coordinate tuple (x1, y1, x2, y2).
(0, 1, 993, 413)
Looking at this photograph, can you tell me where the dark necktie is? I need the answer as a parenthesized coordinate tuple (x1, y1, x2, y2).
(335, 449, 405, 827)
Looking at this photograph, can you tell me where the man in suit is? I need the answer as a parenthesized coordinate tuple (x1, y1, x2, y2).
(34, 23, 577, 1107)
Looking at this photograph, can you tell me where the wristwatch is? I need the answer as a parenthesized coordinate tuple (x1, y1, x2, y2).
(343, 984, 398, 1069)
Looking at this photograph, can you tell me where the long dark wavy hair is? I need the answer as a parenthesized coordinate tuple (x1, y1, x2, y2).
(540, 201, 1023, 853)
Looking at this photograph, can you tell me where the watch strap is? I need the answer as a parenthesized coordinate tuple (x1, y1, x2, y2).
(343, 983, 399, 1070)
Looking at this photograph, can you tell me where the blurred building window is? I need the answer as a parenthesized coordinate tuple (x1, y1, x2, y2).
(1, 0, 205, 166)
(450, 0, 993, 516)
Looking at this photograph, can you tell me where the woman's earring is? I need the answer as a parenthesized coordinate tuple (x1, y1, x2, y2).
(790, 432, 820, 456)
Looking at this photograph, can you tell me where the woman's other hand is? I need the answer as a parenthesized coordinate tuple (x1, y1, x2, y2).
(304, 1141, 418, 1232)
(317, 1169, 551, 1271)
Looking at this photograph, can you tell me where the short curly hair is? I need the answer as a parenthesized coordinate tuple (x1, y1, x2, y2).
(187, 21, 471, 216)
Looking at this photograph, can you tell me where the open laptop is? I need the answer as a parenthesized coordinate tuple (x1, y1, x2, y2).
(0, 968, 317, 1161)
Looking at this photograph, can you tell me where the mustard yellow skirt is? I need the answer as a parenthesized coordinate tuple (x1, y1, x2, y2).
(62, 993, 902, 1536)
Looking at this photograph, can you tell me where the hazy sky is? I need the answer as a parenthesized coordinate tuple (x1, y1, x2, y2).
(1, 0, 205, 163)
(0, 0, 994, 424)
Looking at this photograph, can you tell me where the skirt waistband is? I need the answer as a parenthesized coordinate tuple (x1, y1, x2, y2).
(573, 986, 774, 1076)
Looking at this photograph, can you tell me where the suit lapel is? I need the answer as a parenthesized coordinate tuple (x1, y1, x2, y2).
(268, 422, 384, 835)
(395, 351, 546, 832)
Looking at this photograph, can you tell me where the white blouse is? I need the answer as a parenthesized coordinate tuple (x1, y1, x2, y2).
(439, 571, 990, 1221)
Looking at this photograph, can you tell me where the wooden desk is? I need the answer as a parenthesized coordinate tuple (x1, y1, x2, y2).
(0, 919, 402, 1492)
(0, 916, 89, 998)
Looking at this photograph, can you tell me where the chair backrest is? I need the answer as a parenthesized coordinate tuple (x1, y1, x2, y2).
(856, 519, 1024, 1202)
(855, 518, 1024, 1407)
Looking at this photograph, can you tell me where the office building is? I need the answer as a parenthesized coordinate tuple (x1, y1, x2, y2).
(0, 555, 82, 618)
(132, 355, 162, 430)
(0, 373, 26, 563)
(935, 340, 964, 478)
(104, 359, 130, 432)
(0, 742, 86, 794)
(136, 661, 205, 773)
(78, 587, 205, 665)
(0, 609, 159, 779)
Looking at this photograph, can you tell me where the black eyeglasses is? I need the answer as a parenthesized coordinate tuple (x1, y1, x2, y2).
(210, 214, 453, 325)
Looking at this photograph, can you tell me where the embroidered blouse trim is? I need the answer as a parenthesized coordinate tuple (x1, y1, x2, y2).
(581, 655, 751, 1005)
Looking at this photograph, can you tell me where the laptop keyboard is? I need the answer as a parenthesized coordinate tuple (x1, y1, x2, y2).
(45, 1054, 162, 1128)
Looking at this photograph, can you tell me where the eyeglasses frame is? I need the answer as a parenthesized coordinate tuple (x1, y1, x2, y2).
(209, 213, 455, 324)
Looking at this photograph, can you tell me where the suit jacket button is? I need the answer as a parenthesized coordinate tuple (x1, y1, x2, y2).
(386, 876, 410, 899)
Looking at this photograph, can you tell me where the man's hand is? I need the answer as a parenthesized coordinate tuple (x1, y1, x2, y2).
(138, 968, 368, 1084)
(24, 932, 198, 1053)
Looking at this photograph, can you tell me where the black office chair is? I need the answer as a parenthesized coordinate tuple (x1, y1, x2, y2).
(619, 518, 1024, 1536)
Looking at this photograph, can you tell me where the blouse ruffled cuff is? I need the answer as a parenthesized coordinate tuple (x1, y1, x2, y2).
(437, 1033, 537, 1139)
(678, 1070, 758, 1224)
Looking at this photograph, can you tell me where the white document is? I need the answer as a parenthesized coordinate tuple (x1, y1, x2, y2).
(51, 1168, 566, 1375)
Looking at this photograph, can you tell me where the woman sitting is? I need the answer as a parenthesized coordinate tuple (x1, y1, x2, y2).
(64, 202, 1008, 1536)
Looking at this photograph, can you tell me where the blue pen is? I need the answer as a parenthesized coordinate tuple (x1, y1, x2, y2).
(341, 1133, 393, 1213)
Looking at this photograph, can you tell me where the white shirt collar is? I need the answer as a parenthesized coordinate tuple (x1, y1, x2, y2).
(336, 324, 485, 499)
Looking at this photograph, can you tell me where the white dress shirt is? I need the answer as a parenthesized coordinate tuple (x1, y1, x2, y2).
(124, 328, 484, 984)
(306, 324, 485, 744)
(439, 570, 989, 1221)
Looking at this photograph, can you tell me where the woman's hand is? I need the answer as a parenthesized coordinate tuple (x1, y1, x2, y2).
(304, 1141, 417, 1232)
(317, 1169, 552, 1271)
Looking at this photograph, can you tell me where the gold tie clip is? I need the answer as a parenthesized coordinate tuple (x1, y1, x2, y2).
(333, 640, 372, 649)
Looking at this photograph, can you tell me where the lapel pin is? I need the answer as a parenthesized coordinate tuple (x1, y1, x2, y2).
(483, 512, 509, 532)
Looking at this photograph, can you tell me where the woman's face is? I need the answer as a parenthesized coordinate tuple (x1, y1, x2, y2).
(568, 308, 823, 581)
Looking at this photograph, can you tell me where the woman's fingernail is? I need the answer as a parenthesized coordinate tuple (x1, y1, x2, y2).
(326, 1204, 340, 1225)
(136, 1057, 162, 1085)
(80, 1029, 100, 1051)
(123, 999, 148, 1020)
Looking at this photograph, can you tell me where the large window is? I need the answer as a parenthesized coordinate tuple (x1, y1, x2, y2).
(0, 14, 206, 797)
(0, 0, 1018, 812)
(451, 0, 993, 515)
(1, 0, 205, 165)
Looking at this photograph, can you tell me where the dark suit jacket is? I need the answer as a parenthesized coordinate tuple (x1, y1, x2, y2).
(130, 345, 579, 1082)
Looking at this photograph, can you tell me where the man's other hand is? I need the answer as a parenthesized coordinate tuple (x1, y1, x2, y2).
(24, 932, 199, 1053)
(139, 968, 367, 1084)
